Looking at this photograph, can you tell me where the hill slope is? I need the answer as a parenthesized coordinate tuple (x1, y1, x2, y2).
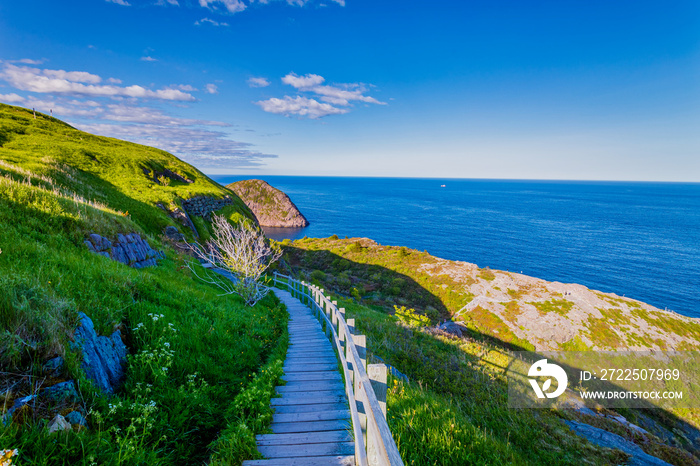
(281, 236, 700, 465)
(0, 103, 253, 240)
(0, 104, 286, 465)
(284, 236, 700, 352)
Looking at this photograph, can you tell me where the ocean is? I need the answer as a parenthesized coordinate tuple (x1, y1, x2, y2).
(211, 176, 700, 318)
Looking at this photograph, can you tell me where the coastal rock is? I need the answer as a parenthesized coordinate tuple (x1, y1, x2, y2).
(1, 395, 36, 425)
(48, 414, 72, 434)
(437, 320, 468, 337)
(41, 380, 79, 402)
(181, 195, 234, 221)
(86, 232, 164, 268)
(65, 411, 88, 428)
(163, 225, 186, 242)
(228, 179, 309, 228)
(72, 312, 128, 394)
(42, 356, 65, 376)
(564, 420, 671, 466)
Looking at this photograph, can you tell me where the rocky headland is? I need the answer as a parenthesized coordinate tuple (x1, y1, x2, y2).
(228, 179, 309, 228)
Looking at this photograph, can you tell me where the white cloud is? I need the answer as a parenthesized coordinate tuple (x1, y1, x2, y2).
(106, 0, 131, 5)
(42, 69, 102, 84)
(257, 72, 385, 118)
(247, 76, 270, 88)
(332, 0, 345, 5)
(140, 56, 158, 62)
(102, 103, 229, 127)
(205, 83, 219, 94)
(79, 122, 275, 168)
(281, 72, 325, 89)
(255, 95, 347, 119)
(0, 93, 25, 103)
(172, 84, 197, 91)
(199, 0, 246, 14)
(107, 77, 123, 84)
(195, 17, 230, 26)
(312, 84, 383, 106)
(0, 64, 195, 101)
(15, 58, 46, 65)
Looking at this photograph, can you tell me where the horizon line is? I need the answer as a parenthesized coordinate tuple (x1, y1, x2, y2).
(204, 174, 700, 184)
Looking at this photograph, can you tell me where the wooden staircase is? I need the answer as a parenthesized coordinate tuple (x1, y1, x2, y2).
(242, 289, 355, 465)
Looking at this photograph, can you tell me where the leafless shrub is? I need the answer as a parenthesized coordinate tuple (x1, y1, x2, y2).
(187, 215, 282, 306)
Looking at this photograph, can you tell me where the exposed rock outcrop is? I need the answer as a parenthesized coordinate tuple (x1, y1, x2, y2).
(181, 195, 234, 220)
(228, 179, 309, 228)
(72, 312, 128, 394)
(564, 420, 671, 466)
(85, 232, 164, 268)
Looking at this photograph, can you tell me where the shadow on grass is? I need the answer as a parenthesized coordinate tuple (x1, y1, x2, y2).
(280, 243, 700, 466)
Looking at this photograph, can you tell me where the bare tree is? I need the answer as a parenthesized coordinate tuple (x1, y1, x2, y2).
(187, 215, 282, 306)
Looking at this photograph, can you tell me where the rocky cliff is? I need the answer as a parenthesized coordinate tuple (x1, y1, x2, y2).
(228, 179, 309, 228)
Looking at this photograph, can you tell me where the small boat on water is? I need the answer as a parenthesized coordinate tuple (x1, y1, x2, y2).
(440, 184, 446, 187)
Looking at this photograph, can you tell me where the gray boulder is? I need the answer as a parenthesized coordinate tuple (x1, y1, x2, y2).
(43, 356, 64, 376)
(72, 312, 128, 394)
(437, 320, 468, 337)
(564, 420, 671, 466)
(163, 225, 185, 242)
(1, 395, 36, 425)
(66, 410, 88, 427)
(41, 380, 79, 402)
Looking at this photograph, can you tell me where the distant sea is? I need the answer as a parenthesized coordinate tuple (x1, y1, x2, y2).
(211, 176, 700, 318)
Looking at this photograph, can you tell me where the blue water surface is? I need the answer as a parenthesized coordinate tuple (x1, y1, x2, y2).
(211, 176, 700, 318)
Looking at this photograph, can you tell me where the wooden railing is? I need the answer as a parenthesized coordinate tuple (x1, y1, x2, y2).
(272, 272, 404, 466)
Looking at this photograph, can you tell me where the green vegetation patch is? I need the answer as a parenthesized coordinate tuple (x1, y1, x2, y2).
(530, 298, 574, 317)
(477, 267, 496, 281)
(461, 306, 534, 350)
(585, 316, 624, 349)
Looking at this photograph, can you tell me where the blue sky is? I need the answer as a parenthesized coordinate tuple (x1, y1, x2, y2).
(0, 0, 698, 180)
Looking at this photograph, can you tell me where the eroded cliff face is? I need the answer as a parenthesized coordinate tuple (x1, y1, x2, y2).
(285, 237, 700, 352)
(228, 179, 310, 228)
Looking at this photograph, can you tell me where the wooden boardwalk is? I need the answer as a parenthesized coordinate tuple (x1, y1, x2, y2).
(242, 288, 355, 466)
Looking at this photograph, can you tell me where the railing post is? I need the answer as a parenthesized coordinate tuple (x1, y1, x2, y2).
(368, 364, 388, 418)
(338, 307, 346, 348)
(346, 318, 355, 385)
(353, 332, 368, 456)
(331, 300, 339, 328)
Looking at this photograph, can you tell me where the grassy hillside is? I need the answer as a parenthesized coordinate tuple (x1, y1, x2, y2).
(283, 236, 700, 352)
(281, 236, 700, 465)
(0, 103, 252, 240)
(0, 104, 286, 465)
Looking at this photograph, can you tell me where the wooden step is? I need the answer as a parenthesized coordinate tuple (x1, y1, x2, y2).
(256, 430, 352, 445)
(270, 419, 352, 434)
(242, 455, 354, 465)
(276, 381, 344, 393)
(273, 402, 348, 414)
(271, 394, 347, 407)
(258, 442, 355, 459)
(282, 371, 341, 382)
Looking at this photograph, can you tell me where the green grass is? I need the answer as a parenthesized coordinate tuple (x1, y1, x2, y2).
(0, 103, 252, 239)
(0, 105, 287, 464)
(530, 299, 574, 317)
(283, 237, 700, 465)
(337, 297, 623, 465)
